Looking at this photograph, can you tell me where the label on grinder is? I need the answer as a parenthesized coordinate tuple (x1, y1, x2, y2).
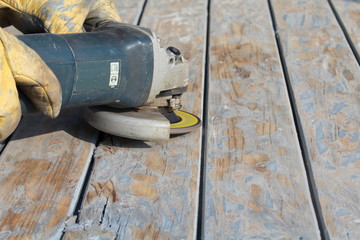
(75, 59, 122, 93)
(109, 62, 120, 88)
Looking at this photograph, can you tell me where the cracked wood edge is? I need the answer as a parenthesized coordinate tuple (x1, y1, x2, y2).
(204, 0, 320, 239)
(64, 0, 207, 239)
(0, 2, 146, 240)
(272, 0, 360, 238)
(0, 110, 98, 240)
(331, 0, 360, 54)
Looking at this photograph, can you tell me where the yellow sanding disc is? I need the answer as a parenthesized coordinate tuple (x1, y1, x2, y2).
(170, 110, 201, 134)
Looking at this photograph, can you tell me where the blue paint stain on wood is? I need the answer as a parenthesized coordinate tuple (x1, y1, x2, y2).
(330, 101, 349, 114)
(245, 176, 253, 184)
(315, 122, 329, 154)
(341, 151, 360, 166)
(350, 130, 358, 142)
(342, 79, 350, 91)
(265, 191, 273, 209)
(335, 208, 352, 217)
(293, 73, 304, 83)
(300, 91, 311, 100)
(283, 13, 306, 28)
(325, 121, 333, 138)
(119, 175, 131, 182)
(218, 107, 229, 115)
(338, 129, 348, 139)
(303, 102, 315, 113)
(311, 15, 321, 29)
(226, 201, 244, 212)
(216, 137, 225, 149)
(327, 82, 345, 93)
(264, 223, 278, 231)
(233, 219, 242, 236)
(208, 152, 217, 160)
(325, 161, 336, 170)
(268, 161, 278, 172)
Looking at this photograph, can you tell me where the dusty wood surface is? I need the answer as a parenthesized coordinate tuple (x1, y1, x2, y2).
(203, 0, 320, 239)
(331, 0, 360, 54)
(1, 0, 360, 239)
(272, 0, 360, 238)
(65, 0, 207, 239)
(115, 0, 146, 25)
(0, 110, 98, 240)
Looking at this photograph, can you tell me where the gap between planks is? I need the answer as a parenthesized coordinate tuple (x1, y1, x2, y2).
(267, 0, 329, 239)
(70, 0, 150, 225)
(203, 0, 319, 239)
(270, 0, 360, 238)
(64, 0, 207, 239)
(327, 0, 360, 65)
(197, 0, 212, 238)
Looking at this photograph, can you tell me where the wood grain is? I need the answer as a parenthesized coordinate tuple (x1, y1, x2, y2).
(0, 110, 98, 240)
(204, 0, 320, 239)
(65, 0, 207, 239)
(331, 0, 360, 54)
(272, 0, 360, 238)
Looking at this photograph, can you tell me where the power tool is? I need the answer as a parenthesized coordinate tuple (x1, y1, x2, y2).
(17, 22, 201, 141)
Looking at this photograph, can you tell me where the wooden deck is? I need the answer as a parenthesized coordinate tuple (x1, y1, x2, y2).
(0, 0, 359, 239)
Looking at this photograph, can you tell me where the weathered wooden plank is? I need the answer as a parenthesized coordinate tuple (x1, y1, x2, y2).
(272, 0, 360, 238)
(204, 0, 320, 239)
(65, 0, 207, 239)
(0, 110, 98, 240)
(0, 1, 146, 239)
(115, 0, 146, 25)
(331, 0, 360, 55)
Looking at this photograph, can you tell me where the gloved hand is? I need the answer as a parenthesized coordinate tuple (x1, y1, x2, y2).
(0, 0, 122, 34)
(0, 27, 61, 141)
(0, 0, 121, 140)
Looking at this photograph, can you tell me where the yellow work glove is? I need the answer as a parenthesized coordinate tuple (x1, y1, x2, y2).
(0, 28, 61, 141)
(0, 0, 122, 34)
(0, 0, 121, 140)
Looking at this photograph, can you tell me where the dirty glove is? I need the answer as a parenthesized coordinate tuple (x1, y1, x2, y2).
(0, 0, 121, 140)
(0, 0, 122, 34)
(0, 28, 61, 141)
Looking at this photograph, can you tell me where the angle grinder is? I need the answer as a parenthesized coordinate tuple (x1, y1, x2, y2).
(17, 22, 201, 141)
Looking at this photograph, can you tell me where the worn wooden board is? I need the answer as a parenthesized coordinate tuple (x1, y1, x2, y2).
(0, 1, 147, 239)
(331, 0, 360, 54)
(115, 0, 146, 25)
(0, 110, 98, 240)
(203, 0, 320, 239)
(65, 0, 207, 239)
(272, 0, 360, 238)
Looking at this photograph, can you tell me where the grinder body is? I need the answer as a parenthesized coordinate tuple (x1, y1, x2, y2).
(17, 23, 189, 113)
(15, 23, 199, 141)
